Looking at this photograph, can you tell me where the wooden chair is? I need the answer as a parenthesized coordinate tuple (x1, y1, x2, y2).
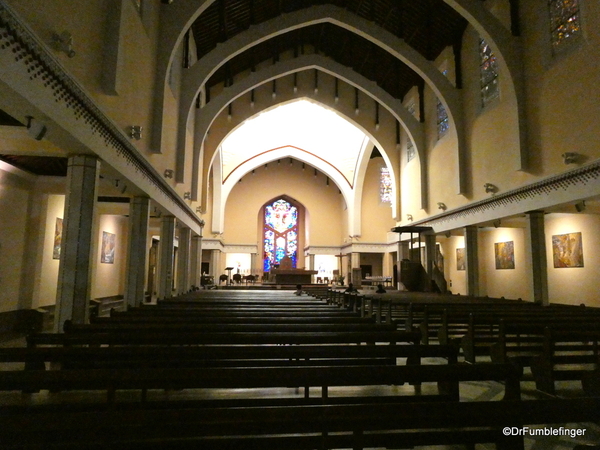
(232, 273, 242, 284)
(219, 274, 228, 284)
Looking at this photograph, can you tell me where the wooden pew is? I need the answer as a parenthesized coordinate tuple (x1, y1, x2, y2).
(0, 342, 459, 371)
(465, 316, 600, 365)
(0, 362, 522, 403)
(27, 329, 421, 347)
(94, 313, 377, 324)
(2, 395, 597, 450)
(530, 327, 600, 395)
(64, 320, 398, 334)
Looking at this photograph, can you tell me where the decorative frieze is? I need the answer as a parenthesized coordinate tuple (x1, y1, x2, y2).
(417, 160, 600, 229)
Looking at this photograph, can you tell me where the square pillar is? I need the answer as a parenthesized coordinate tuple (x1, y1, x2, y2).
(54, 155, 100, 332)
(464, 226, 480, 297)
(190, 234, 203, 289)
(124, 196, 150, 309)
(157, 216, 176, 299)
(526, 211, 549, 305)
(176, 226, 191, 294)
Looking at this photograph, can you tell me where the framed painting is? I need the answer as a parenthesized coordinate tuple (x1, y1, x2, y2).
(495, 241, 515, 270)
(52, 217, 62, 260)
(456, 248, 465, 271)
(552, 232, 583, 268)
(101, 231, 116, 264)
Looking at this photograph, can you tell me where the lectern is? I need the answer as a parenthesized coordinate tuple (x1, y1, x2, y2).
(224, 267, 234, 285)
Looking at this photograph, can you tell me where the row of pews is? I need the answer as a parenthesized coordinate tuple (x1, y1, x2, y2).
(0, 289, 598, 449)
(322, 289, 600, 396)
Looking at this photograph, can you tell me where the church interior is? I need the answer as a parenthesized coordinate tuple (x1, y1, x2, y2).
(0, 0, 599, 449)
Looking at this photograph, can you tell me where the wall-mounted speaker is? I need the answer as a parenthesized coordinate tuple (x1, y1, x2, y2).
(26, 116, 47, 141)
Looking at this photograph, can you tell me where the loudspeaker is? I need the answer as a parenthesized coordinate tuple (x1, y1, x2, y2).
(26, 117, 47, 141)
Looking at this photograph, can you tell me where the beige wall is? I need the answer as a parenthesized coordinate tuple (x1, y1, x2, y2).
(440, 235, 466, 296)
(35, 194, 64, 308)
(360, 158, 396, 242)
(223, 161, 345, 250)
(546, 213, 600, 307)
(478, 227, 532, 301)
(91, 214, 128, 299)
(0, 164, 32, 312)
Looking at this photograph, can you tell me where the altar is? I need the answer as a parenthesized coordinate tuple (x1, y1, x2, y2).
(270, 256, 317, 285)
(271, 268, 317, 285)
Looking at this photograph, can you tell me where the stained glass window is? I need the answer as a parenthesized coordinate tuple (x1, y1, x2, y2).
(437, 99, 449, 139)
(480, 39, 499, 107)
(407, 139, 415, 162)
(380, 167, 392, 204)
(548, 0, 581, 49)
(437, 71, 450, 139)
(263, 199, 298, 272)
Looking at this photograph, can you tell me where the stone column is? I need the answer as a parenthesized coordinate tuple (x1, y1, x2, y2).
(190, 234, 203, 289)
(176, 227, 191, 294)
(526, 211, 549, 305)
(124, 196, 150, 309)
(250, 253, 257, 278)
(397, 240, 409, 290)
(308, 254, 316, 282)
(464, 226, 480, 297)
(157, 216, 176, 299)
(351, 252, 361, 286)
(211, 249, 222, 279)
(425, 233, 437, 276)
(54, 155, 100, 332)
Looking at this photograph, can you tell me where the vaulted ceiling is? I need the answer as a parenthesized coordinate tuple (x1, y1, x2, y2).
(191, 0, 468, 100)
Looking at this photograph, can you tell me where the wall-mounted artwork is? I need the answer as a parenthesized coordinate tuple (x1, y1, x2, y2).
(52, 218, 63, 260)
(495, 241, 515, 270)
(552, 232, 584, 268)
(456, 248, 465, 271)
(101, 231, 116, 264)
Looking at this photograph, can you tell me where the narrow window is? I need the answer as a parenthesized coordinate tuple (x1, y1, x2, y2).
(480, 39, 499, 107)
(407, 139, 415, 163)
(548, 0, 581, 49)
(380, 167, 392, 204)
(437, 99, 449, 139)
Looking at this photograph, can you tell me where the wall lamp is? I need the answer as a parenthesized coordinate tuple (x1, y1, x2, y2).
(575, 201, 586, 212)
(52, 31, 76, 58)
(129, 125, 142, 140)
(562, 152, 579, 164)
(164, 169, 174, 179)
(406, 214, 413, 221)
(484, 183, 498, 194)
(183, 192, 192, 200)
(437, 202, 447, 211)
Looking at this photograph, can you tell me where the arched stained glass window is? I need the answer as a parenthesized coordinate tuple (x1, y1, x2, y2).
(263, 199, 298, 272)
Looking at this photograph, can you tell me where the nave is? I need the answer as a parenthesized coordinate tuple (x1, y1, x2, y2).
(0, 288, 599, 450)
